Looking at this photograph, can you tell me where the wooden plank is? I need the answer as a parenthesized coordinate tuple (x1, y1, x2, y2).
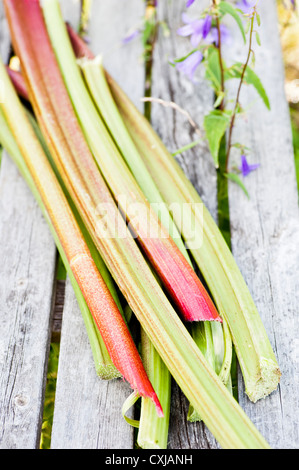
(51, 278, 134, 449)
(88, 0, 145, 111)
(226, 1, 299, 449)
(0, 157, 57, 449)
(151, 1, 219, 449)
(0, 1, 10, 61)
(0, 4, 57, 446)
(51, 0, 145, 449)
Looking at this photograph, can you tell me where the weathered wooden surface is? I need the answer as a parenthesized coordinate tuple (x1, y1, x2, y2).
(51, 278, 135, 449)
(150, 0, 299, 450)
(0, 1, 57, 449)
(226, 1, 299, 449)
(0, 0, 298, 450)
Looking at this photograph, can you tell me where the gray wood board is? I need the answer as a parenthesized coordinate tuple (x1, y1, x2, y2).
(226, 0, 299, 449)
(0, 156, 57, 449)
(0, 22, 57, 445)
(0, 1, 57, 449)
(51, 278, 135, 449)
(50, 0, 145, 449)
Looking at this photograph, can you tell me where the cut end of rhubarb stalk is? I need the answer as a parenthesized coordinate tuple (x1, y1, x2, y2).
(96, 364, 122, 380)
(77, 54, 103, 68)
(245, 357, 281, 403)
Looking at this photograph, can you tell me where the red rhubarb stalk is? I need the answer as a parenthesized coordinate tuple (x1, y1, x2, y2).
(44, 4, 221, 324)
(6, 66, 28, 99)
(6, 2, 221, 324)
(0, 59, 162, 415)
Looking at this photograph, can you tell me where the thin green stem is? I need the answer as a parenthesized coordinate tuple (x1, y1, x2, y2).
(213, 0, 225, 109)
(225, 13, 255, 171)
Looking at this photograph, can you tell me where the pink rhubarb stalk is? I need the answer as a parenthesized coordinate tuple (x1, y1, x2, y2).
(6, 2, 221, 324)
(0, 58, 162, 415)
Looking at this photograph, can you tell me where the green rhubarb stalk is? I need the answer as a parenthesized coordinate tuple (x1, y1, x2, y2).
(137, 329, 171, 449)
(79, 55, 191, 264)
(0, 106, 121, 380)
(105, 65, 281, 404)
(5, 0, 273, 447)
(121, 330, 171, 449)
(44, 3, 232, 429)
(42, 0, 222, 326)
(79, 55, 232, 423)
(26, 108, 126, 322)
(188, 320, 233, 422)
(0, 57, 162, 412)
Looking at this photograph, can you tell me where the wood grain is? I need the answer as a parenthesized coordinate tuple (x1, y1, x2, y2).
(1, 0, 298, 450)
(0, 3, 57, 449)
(0, 13, 57, 443)
(51, 278, 134, 449)
(226, 0, 299, 449)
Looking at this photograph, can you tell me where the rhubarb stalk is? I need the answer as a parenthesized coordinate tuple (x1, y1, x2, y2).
(0, 106, 122, 379)
(4, 0, 272, 448)
(67, 32, 281, 403)
(0, 58, 162, 412)
(42, 0, 221, 324)
(109, 78, 281, 401)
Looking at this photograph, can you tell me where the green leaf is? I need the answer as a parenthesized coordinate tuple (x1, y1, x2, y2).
(173, 48, 199, 64)
(255, 31, 261, 46)
(224, 62, 271, 110)
(244, 65, 270, 110)
(224, 172, 250, 198)
(219, 1, 246, 43)
(256, 13, 261, 27)
(204, 47, 222, 92)
(203, 110, 230, 167)
(213, 92, 225, 109)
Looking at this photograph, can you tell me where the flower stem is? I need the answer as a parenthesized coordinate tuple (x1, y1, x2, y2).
(225, 12, 255, 171)
(213, 0, 225, 108)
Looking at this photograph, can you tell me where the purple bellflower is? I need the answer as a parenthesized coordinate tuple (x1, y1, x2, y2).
(177, 13, 211, 47)
(186, 0, 195, 7)
(177, 13, 230, 47)
(239, 154, 260, 176)
(175, 50, 203, 82)
(206, 24, 231, 46)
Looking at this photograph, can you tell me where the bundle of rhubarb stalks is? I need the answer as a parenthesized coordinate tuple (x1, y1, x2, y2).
(0, 0, 281, 449)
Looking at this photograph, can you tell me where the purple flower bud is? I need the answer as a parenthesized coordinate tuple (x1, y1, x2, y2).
(122, 29, 140, 45)
(186, 0, 195, 7)
(239, 154, 260, 177)
(202, 15, 212, 39)
(175, 50, 203, 82)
